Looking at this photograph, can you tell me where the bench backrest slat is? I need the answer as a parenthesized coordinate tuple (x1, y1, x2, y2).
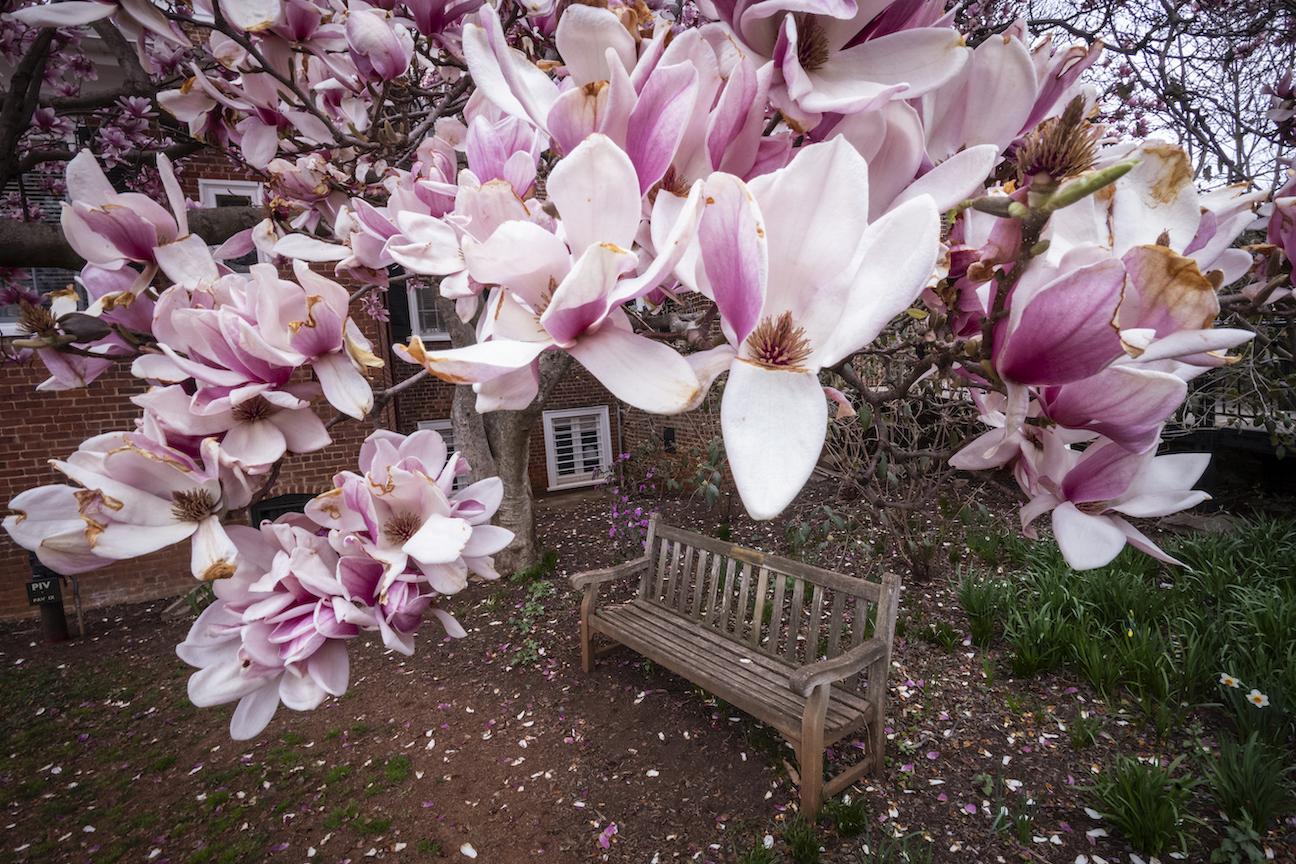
(638, 518, 896, 695)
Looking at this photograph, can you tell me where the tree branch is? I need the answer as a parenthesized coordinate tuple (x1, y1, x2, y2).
(0, 205, 264, 269)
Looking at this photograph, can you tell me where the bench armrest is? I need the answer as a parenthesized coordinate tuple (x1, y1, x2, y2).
(788, 638, 888, 696)
(570, 556, 649, 590)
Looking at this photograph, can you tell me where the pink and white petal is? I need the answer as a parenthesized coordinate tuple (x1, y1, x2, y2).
(191, 516, 240, 581)
(546, 133, 641, 255)
(695, 173, 767, 344)
(399, 337, 550, 385)
(92, 521, 194, 560)
(800, 28, 969, 114)
(221, 419, 288, 467)
(9, 1, 115, 26)
(747, 138, 871, 321)
(404, 514, 472, 565)
(188, 659, 266, 707)
(554, 4, 636, 84)
(462, 7, 558, 128)
(387, 212, 463, 275)
(891, 145, 999, 214)
(272, 234, 350, 262)
(721, 362, 826, 520)
(278, 669, 327, 712)
(236, 117, 280, 169)
(219, 0, 281, 32)
(681, 345, 737, 410)
(429, 607, 467, 638)
(462, 525, 513, 558)
(60, 204, 127, 268)
(307, 639, 350, 696)
(567, 325, 702, 414)
(155, 234, 218, 288)
(540, 242, 638, 344)
(229, 681, 282, 739)
(1110, 516, 1186, 567)
(312, 352, 373, 420)
(611, 182, 704, 307)
(462, 221, 570, 308)
(474, 362, 541, 412)
(1128, 328, 1255, 366)
(271, 407, 332, 455)
(996, 258, 1127, 385)
(1108, 144, 1201, 256)
(625, 61, 700, 194)
(1051, 503, 1127, 570)
(816, 194, 940, 367)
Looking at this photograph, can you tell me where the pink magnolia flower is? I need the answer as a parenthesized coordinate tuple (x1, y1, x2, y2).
(135, 260, 379, 421)
(7, 424, 254, 582)
(395, 134, 707, 414)
(3, 485, 117, 575)
(1267, 170, 1296, 295)
(134, 382, 331, 469)
(1019, 438, 1210, 570)
(684, 137, 940, 518)
(346, 6, 415, 83)
(59, 149, 184, 274)
(711, 0, 969, 128)
(305, 429, 512, 593)
(463, 4, 720, 193)
(177, 519, 350, 738)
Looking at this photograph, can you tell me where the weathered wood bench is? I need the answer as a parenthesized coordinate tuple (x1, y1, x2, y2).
(571, 517, 899, 815)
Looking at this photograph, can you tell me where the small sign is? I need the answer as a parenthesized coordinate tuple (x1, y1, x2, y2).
(26, 578, 60, 606)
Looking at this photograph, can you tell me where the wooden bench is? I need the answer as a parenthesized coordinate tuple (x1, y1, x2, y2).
(571, 517, 899, 815)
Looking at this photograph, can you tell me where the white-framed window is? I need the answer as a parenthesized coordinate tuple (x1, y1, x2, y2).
(2, 172, 79, 334)
(417, 418, 466, 490)
(198, 179, 264, 271)
(542, 406, 612, 491)
(408, 284, 449, 342)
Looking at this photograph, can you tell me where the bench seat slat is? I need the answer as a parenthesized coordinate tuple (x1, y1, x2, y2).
(592, 601, 873, 740)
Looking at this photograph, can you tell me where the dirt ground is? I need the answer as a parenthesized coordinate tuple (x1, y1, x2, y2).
(1, 485, 1292, 863)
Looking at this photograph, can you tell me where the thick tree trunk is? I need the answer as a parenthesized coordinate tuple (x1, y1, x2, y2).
(484, 410, 538, 572)
(433, 295, 571, 572)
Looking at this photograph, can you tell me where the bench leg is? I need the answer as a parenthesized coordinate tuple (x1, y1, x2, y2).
(866, 658, 889, 777)
(579, 588, 595, 674)
(798, 685, 829, 817)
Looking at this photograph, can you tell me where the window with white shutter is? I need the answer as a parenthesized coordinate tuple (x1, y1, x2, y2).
(2, 171, 79, 334)
(542, 406, 612, 491)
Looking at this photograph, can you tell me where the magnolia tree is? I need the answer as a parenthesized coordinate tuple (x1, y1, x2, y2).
(1, 0, 1292, 739)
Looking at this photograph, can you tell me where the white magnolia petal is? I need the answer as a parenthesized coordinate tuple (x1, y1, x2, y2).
(1051, 502, 1126, 570)
(721, 361, 826, 520)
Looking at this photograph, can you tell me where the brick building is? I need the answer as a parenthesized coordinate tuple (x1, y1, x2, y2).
(1, 129, 621, 621)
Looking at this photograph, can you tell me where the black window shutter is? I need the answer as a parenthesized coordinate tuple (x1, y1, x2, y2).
(387, 272, 411, 345)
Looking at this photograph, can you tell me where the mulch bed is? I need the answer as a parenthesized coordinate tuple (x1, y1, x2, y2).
(1, 481, 1292, 863)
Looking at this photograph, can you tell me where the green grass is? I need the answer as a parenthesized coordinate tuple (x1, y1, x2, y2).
(962, 516, 1296, 741)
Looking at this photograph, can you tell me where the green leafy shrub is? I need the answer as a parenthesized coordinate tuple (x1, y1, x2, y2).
(783, 815, 821, 864)
(1005, 604, 1070, 677)
(821, 796, 868, 837)
(1205, 733, 1294, 832)
(1088, 756, 1200, 857)
(956, 572, 1012, 647)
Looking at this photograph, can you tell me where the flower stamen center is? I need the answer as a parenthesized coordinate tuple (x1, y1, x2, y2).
(171, 489, 220, 523)
(746, 312, 812, 370)
(796, 15, 830, 72)
(232, 396, 274, 424)
(382, 511, 422, 545)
